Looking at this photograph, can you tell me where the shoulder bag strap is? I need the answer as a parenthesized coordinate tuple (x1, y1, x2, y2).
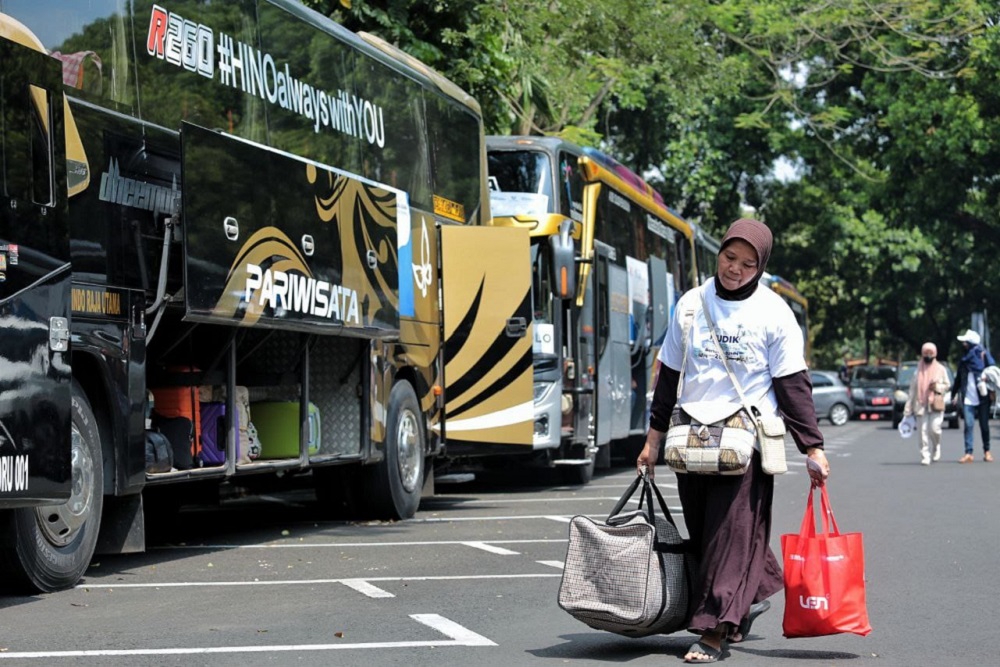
(675, 299, 697, 398)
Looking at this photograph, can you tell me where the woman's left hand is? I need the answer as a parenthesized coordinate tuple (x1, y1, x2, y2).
(806, 448, 830, 487)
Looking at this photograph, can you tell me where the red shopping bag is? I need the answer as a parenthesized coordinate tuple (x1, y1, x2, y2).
(781, 485, 872, 638)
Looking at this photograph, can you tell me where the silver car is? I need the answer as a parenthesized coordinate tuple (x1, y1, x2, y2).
(810, 370, 853, 426)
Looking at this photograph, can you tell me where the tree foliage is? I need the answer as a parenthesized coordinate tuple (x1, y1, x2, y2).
(304, 0, 997, 367)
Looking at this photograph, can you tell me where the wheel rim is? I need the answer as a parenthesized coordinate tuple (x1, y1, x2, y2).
(396, 407, 422, 493)
(35, 423, 96, 547)
(831, 404, 849, 426)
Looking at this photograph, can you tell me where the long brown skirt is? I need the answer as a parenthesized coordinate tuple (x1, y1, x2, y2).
(676, 451, 783, 635)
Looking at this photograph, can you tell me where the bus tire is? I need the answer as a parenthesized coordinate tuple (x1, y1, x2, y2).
(0, 381, 103, 593)
(560, 456, 595, 486)
(366, 381, 425, 520)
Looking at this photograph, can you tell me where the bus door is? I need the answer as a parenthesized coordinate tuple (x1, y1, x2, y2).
(593, 242, 630, 445)
(440, 225, 533, 447)
(0, 38, 72, 503)
(640, 256, 670, 430)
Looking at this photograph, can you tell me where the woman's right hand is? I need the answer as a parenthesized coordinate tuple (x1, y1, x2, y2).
(637, 427, 666, 478)
(637, 443, 659, 479)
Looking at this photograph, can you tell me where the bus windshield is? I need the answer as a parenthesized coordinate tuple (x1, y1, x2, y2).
(488, 150, 553, 218)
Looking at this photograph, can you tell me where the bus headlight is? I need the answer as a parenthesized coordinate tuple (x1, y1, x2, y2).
(534, 415, 549, 437)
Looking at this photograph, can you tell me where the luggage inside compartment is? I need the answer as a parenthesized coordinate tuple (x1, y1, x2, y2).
(250, 401, 321, 459)
(145, 322, 366, 469)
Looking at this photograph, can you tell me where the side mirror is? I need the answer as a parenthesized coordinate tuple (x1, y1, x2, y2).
(549, 218, 577, 299)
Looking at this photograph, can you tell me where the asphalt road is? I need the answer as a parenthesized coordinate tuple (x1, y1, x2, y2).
(0, 419, 996, 666)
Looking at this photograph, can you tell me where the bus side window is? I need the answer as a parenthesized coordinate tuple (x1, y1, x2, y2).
(426, 94, 480, 223)
(1, 77, 53, 205)
(29, 85, 55, 207)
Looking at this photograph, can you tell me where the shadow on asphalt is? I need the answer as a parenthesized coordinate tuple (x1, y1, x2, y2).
(527, 632, 861, 663)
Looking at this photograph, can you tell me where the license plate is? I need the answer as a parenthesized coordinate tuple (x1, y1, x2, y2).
(872, 397, 890, 405)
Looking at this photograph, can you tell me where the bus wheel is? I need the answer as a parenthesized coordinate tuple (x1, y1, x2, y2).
(367, 381, 425, 520)
(560, 455, 595, 486)
(0, 381, 103, 593)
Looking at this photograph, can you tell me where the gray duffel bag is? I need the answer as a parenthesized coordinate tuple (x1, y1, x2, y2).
(558, 472, 690, 637)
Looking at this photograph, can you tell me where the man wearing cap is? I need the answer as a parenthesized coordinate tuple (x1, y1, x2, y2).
(953, 329, 995, 463)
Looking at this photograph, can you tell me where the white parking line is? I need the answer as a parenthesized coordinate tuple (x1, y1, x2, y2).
(585, 483, 678, 490)
(77, 573, 562, 590)
(536, 560, 564, 569)
(452, 496, 621, 504)
(0, 614, 495, 658)
(341, 579, 395, 598)
(154, 538, 566, 550)
(461, 541, 520, 555)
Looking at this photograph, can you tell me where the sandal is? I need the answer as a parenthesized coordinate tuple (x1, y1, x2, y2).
(986, 452, 994, 462)
(730, 600, 770, 643)
(684, 640, 723, 664)
(959, 453, 974, 464)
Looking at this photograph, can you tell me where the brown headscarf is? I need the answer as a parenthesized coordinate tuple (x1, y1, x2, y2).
(916, 342, 947, 408)
(715, 218, 773, 301)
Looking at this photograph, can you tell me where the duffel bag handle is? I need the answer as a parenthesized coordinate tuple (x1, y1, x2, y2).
(608, 469, 680, 531)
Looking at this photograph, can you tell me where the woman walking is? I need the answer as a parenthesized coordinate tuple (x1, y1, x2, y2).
(903, 342, 951, 465)
(637, 218, 829, 664)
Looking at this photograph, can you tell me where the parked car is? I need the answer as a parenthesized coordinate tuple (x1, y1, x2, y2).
(810, 370, 853, 426)
(848, 365, 897, 419)
(891, 361, 959, 429)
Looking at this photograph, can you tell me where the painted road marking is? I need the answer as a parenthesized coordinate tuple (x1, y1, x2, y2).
(0, 614, 494, 659)
(451, 496, 621, 504)
(461, 541, 520, 555)
(154, 538, 566, 550)
(537, 560, 564, 569)
(341, 579, 394, 598)
(77, 573, 562, 590)
(583, 483, 678, 490)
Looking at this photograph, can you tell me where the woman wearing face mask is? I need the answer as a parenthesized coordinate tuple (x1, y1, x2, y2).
(903, 342, 951, 465)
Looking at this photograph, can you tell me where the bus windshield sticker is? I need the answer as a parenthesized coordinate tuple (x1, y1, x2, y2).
(489, 191, 549, 218)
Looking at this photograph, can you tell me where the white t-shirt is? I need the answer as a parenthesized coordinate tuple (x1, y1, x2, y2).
(657, 278, 808, 417)
(964, 371, 980, 407)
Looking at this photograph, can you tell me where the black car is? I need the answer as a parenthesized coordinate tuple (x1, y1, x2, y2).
(848, 365, 897, 420)
(891, 361, 959, 429)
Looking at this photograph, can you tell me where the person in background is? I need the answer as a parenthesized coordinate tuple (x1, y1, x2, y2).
(953, 329, 995, 463)
(903, 342, 951, 465)
(637, 218, 830, 664)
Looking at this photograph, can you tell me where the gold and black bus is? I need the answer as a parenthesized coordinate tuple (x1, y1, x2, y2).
(487, 136, 696, 476)
(0, 0, 534, 593)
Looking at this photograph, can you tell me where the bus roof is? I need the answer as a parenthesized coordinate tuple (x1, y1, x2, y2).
(578, 154, 693, 241)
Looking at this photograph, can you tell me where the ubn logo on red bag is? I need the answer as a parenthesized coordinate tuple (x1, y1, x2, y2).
(799, 595, 829, 610)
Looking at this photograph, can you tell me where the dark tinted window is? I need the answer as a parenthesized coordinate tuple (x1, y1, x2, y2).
(258, 1, 361, 172)
(557, 150, 585, 223)
(811, 373, 833, 387)
(487, 149, 553, 218)
(426, 96, 480, 222)
(594, 184, 633, 264)
(852, 366, 896, 383)
(4, 0, 136, 110)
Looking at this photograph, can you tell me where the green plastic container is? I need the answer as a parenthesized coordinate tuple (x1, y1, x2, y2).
(251, 401, 321, 459)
